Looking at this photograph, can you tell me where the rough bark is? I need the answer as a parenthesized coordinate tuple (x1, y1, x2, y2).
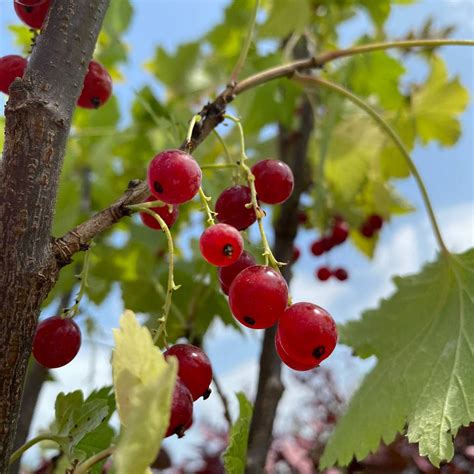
(245, 100, 314, 474)
(0, 1, 110, 470)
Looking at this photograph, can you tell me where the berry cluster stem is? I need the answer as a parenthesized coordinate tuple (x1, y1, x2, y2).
(9, 433, 60, 465)
(199, 187, 216, 226)
(74, 446, 114, 474)
(126, 204, 180, 345)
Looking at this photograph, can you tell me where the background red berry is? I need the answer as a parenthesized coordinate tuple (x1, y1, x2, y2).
(14, 0, 51, 29)
(215, 185, 257, 230)
(360, 221, 375, 238)
(147, 149, 202, 204)
(228, 265, 288, 329)
(331, 220, 349, 245)
(218, 250, 256, 295)
(368, 214, 384, 231)
(199, 223, 243, 267)
(0, 55, 27, 94)
(310, 239, 325, 256)
(292, 246, 301, 263)
(164, 344, 213, 401)
(165, 378, 193, 438)
(139, 196, 179, 230)
(32, 316, 81, 369)
(77, 60, 113, 109)
(316, 266, 332, 281)
(334, 268, 348, 281)
(251, 159, 294, 205)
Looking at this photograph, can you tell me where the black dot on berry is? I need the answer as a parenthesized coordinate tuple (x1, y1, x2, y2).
(91, 96, 101, 108)
(202, 388, 212, 400)
(25, 6, 33, 12)
(223, 244, 233, 256)
(312, 346, 326, 359)
(175, 425, 186, 438)
(243, 316, 256, 326)
(153, 181, 163, 194)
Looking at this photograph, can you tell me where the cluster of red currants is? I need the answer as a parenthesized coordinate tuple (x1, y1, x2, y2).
(360, 214, 384, 238)
(0, 1, 113, 109)
(143, 149, 338, 372)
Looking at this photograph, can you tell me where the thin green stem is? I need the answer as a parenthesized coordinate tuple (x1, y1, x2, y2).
(230, 0, 260, 83)
(223, 114, 284, 270)
(199, 187, 216, 226)
(295, 74, 448, 255)
(212, 129, 233, 164)
(9, 434, 60, 465)
(200, 163, 238, 170)
(126, 204, 180, 346)
(74, 446, 114, 474)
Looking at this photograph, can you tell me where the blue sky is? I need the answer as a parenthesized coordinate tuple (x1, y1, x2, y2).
(1, 0, 473, 468)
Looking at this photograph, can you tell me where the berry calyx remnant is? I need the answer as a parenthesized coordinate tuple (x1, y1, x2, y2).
(13, 0, 51, 29)
(147, 149, 202, 205)
(251, 159, 294, 205)
(199, 223, 244, 267)
(218, 250, 256, 295)
(32, 316, 81, 368)
(228, 265, 288, 329)
(0, 55, 27, 94)
(215, 185, 257, 231)
(77, 60, 113, 109)
(164, 344, 213, 401)
(139, 196, 179, 230)
(165, 378, 193, 438)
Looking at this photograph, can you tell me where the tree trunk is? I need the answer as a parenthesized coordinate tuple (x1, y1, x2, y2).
(0, 1, 110, 470)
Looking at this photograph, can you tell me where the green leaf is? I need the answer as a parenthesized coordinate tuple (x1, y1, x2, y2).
(223, 393, 254, 474)
(321, 249, 474, 468)
(259, 0, 311, 38)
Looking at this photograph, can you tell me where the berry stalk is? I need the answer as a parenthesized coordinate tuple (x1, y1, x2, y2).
(75, 446, 114, 474)
(9, 433, 60, 465)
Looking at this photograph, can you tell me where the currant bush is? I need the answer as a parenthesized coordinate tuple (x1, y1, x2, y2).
(218, 250, 256, 295)
(77, 60, 113, 109)
(0, 55, 27, 94)
(215, 185, 257, 230)
(139, 196, 179, 230)
(199, 223, 244, 267)
(165, 378, 193, 438)
(14, 0, 51, 29)
(251, 159, 294, 204)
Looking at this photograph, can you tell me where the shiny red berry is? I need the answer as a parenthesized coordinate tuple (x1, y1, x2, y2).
(139, 196, 179, 230)
(277, 302, 337, 366)
(147, 150, 202, 205)
(292, 246, 301, 263)
(331, 220, 349, 245)
(32, 316, 81, 368)
(316, 266, 331, 281)
(164, 344, 213, 401)
(14, 0, 51, 29)
(368, 214, 384, 231)
(251, 159, 294, 205)
(218, 250, 256, 295)
(199, 223, 243, 267)
(228, 265, 288, 329)
(360, 222, 375, 238)
(334, 268, 348, 281)
(215, 185, 257, 231)
(165, 378, 193, 438)
(77, 60, 113, 109)
(0, 55, 27, 94)
(275, 331, 318, 371)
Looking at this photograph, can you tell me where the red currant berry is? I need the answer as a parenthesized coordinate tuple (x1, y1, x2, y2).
(275, 331, 317, 371)
(199, 223, 243, 267)
(297, 210, 308, 225)
(139, 196, 179, 231)
(165, 378, 193, 438)
(0, 55, 27, 94)
(215, 185, 257, 231)
(277, 302, 337, 366)
(147, 149, 202, 205)
(360, 222, 375, 238)
(331, 220, 349, 245)
(251, 159, 294, 205)
(310, 239, 324, 256)
(368, 214, 383, 231)
(164, 344, 213, 401)
(32, 316, 81, 368)
(228, 265, 288, 329)
(218, 250, 256, 295)
(316, 266, 331, 281)
(14, 0, 50, 29)
(292, 246, 301, 263)
(77, 60, 113, 109)
(334, 268, 348, 281)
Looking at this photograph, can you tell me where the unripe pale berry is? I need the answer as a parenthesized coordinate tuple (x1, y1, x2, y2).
(32, 316, 81, 368)
(218, 250, 256, 295)
(14, 0, 51, 29)
(251, 159, 294, 204)
(165, 378, 193, 438)
(77, 60, 113, 109)
(277, 302, 337, 366)
(200, 223, 244, 267)
(215, 185, 257, 230)
(164, 344, 213, 401)
(139, 196, 179, 230)
(147, 149, 202, 205)
(228, 265, 288, 329)
(0, 55, 27, 94)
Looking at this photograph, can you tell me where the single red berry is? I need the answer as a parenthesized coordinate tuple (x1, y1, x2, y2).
(275, 331, 318, 371)
(292, 246, 301, 263)
(322, 236, 335, 252)
(228, 265, 288, 329)
(277, 302, 337, 366)
(32, 316, 81, 368)
(77, 60, 113, 109)
(360, 222, 375, 238)
(165, 378, 193, 438)
(368, 214, 384, 231)
(310, 239, 325, 256)
(199, 223, 244, 267)
(215, 185, 257, 231)
(251, 159, 294, 205)
(316, 266, 332, 281)
(147, 149, 202, 205)
(331, 220, 349, 245)
(14, 0, 51, 29)
(297, 211, 308, 225)
(164, 344, 213, 401)
(218, 250, 256, 295)
(334, 268, 348, 281)
(0, 55, 27, 94)
(139, 196, 179, 230)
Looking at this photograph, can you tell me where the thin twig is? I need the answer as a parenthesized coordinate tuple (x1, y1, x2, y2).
(212, 375, 232, 428)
